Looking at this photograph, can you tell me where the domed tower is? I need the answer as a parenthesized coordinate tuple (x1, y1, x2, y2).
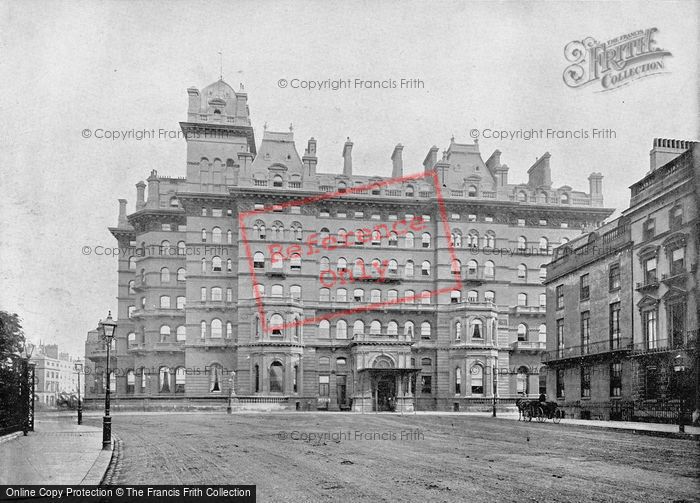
(181, 79, 256, 191)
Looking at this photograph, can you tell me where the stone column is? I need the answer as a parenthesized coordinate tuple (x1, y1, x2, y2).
(329, 372, 339, 411)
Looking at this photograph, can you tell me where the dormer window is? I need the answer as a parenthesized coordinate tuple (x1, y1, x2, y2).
(272, 175, 283, 188)
(214, 109, 221, 115)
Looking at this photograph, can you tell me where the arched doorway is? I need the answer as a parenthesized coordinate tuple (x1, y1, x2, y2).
(373, 356, 396, 411)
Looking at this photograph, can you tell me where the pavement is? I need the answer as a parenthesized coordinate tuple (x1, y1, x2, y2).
(0, 415, 113, 485)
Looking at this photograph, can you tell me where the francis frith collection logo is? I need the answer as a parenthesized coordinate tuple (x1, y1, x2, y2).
(563, 28, 672, 91)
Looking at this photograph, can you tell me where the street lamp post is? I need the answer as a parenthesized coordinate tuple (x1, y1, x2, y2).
(99, 312, 117, 450)
(22, 344, 35, 436)
(74, 360, 83, 425)
(227, 371, 237, 414)
(674, 353, 686, 433)
(492, 359, 498, 418)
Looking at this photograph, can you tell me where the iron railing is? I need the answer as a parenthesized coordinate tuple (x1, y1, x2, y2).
(0, 353, 34, 436)
(543, 337, 632, 362)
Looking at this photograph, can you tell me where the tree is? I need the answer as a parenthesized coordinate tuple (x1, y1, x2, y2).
(0, 311, 26, 356)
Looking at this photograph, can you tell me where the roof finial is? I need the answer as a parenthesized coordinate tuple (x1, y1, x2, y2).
(218, 51, 223, 81)
(263, 122, 268, 131)
(289, 123, 294, 132)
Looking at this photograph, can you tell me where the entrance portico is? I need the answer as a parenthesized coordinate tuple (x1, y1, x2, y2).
(354, 368, 419, 413)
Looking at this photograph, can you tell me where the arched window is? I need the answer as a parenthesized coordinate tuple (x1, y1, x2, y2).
(484, 291, 495, 303)
(539, 266, 547, 281)
(257, 223, 266, 239)
(209, 364, 222, 392)
(539, 324, 547, 342)
(517, 191, 527, 202)
(467, 260, 478, 276)
(471, 319, 483, 338)
(420, 322, 431, 339)
(371, 230, 382, 246)
(485, 231, 496, 248)
(451, 259, 461, 274)
(353, 288, 364, 302)
(370, 320, 381, 335)
(273, 175, 283, 187)
(388, 232, 398, 247)
(336, 288, 347, 302)
(270, 252, 283, 270)
(127, 332, 136, 346)
(226, 322, 233, 338)
(539, 293, 546, 307)
(388, 259, 398, 274)
(126, 370, 136, 393)
(353, 320, 365, 336)
(200, 321, 207, 339)
(211, 319, 222, 338)
(177, 241, 186, 255)
(370, 289, 381, 303)
(319, 288, 330, 301)
(455, 367, 462, 394)
(159, 366, 171, 393)
(336, 320, 347, 339)
(422, 233, 431, 248)
(290, 254, 302, 271)
(175, 367, 186, 393)
(201, 258, 207, 273)
(517, 264, 527, 279)
(212, 256, 222, 271)
(468, 231, 479, 248)
(269, 362, 284, 392)
(387, 289, 398, 302)
(484, 260, 495, 278)
(128, 256, 136, 270)
(353, 258, 365, 276)
(517, 236, 527, 251)
(518, 293, 528, 306)
(176, 325, 186, 341)
(517, 323, 528, 341)
(254, 283, 265, 298)
(470, 365, 483, 394)
(467, 290, 478, 303)
(517, 366, 528, 395)
(337, 229, 348, 245)
(404, 260, 414, 278)
(201, 229, 207, 242)
(404, 232, 414, 248)
(161, 240, 171, 253)
(387, 321, 398, 336)
(227, 259, 232, 272)
(404, 321, 415, 339)
(212, 227, 222, 244)
(421, 261, 431, 276)
(452, 231, 462, 247)
(560, 193, 570, 204)
(404, 290, 415, 304)
(159, 295, 170, 308)
(319, 256, 330, 271)
(420, 290, 431, 304)
(468, 185, 477, 197)
(211, 287, 222, 301)
(227, 230, 233, 244)
(455, 321, 462, 340)
(291, 224, 303, 241)
(176, 296, 185, 309)
(338, 181, 347, 193)
(451, 290, 461, 303)
(270, 314, 284, 336)
(539, 237, 549, 253)
(128, 280, 135, 294)
(177, 267, 186, 281)
(405, 185, 414, 197)
(319, 320, 330, 337)
(337, 257, 347, 272)
(290, 285, 301, 300)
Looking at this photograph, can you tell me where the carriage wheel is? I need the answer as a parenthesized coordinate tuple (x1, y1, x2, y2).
(536, 406, 546, 422)
(553, 409, 562, 424)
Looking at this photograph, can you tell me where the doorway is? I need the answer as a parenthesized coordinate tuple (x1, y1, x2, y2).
(376, 375, 396, 411)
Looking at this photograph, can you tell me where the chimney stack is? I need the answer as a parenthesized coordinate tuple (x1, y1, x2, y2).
(303, 137, 318, 177)
(391, 144, 404, 178)
(342, 137, 353, 176)
(147, 170, 159, 208)
(423, 145, 439, 172)
(118, 199, 128, 227)
(136, 181, 146, 210)
(649, 138, 693, 172)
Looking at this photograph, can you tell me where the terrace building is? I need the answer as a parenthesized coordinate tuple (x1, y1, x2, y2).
(84, 78, 611, 411)
(544, 140, 699, 421)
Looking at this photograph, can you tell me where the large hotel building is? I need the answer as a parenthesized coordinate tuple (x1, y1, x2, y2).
(84, 79, 612, 411)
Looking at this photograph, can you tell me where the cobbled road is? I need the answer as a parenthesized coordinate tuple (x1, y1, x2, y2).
(92, 413, 699, 503)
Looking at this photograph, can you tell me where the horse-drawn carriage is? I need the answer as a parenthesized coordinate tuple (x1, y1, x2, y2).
(516, 399, 563, 423)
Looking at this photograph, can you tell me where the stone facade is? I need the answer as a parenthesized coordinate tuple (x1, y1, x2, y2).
(85, 79, 612, 411)
(544, 140, 699, 421)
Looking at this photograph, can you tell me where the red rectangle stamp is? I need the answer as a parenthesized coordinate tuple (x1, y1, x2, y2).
(238, 170, 461, 334)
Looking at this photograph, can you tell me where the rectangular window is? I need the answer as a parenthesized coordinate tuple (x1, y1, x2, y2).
(581, 366, 591, 398)
(421, 375, 432, 394)
(580, 274, 590, 301)
(161, 223, 171, 231)
(670, 207, 683, 230)
(556, 319, 565, 357)
(643, 310, 658, 349)
(484, 215, 494, 223)
(671, 248, 685, 276)
(318, 375, 329, 397)
(226, 288, 233, 302)
(609, 302, 621, 349)
(556, 285, 564, 310)
(517, 218, 525, 226)
(610, 362, 622, 397)
(451, 213, 460, 220)
(643, 219, 655, 240)
(319, 209, 330, 218)
(201, 287, 206, 301)
(645, 366, 658, 400)
(354, 211, 363, 218)
(556, 369, 565, 398)
(539, 219, 547, 226)
(644, 257, 657, 284)
(668, 301, 686, 348)
(580, 311, 590, 354)
(212, 209, 223, 217)
(290, 206, 301, 214)
(609, 263, 620, 291)
(337, 211, 346, 219)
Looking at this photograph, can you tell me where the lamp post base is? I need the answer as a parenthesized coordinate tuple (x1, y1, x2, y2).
(77, 409, 83, 425)
(102, 415, 112, 450)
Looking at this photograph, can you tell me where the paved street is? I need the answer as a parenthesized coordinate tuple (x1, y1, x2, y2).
(89, 412, 699, 503)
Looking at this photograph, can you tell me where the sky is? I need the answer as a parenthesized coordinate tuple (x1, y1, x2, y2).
(0, 0, 697, 356)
